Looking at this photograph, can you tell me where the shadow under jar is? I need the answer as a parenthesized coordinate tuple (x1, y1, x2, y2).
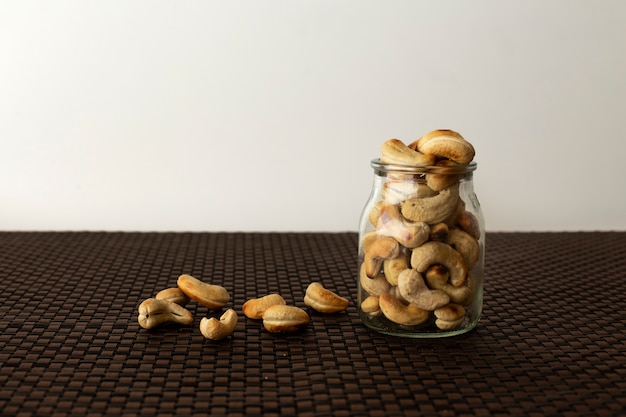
(358, 159, 485, 338)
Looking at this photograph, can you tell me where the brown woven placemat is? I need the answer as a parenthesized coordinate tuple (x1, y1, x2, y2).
(1, 231, 625, 417)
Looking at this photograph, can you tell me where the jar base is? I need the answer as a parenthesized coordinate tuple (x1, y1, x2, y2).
(359, 311, 480, 339)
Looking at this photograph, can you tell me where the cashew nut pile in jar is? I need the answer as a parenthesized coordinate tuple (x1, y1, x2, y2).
(357, 129, 485, 338)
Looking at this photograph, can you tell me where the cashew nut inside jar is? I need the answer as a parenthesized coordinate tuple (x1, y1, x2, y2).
(357, 130, 485, 338)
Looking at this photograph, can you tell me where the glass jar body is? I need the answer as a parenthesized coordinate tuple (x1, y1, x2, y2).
(357, 160, 485, 338)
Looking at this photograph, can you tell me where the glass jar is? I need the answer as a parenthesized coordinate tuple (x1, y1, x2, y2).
(357, 159, 485, 338)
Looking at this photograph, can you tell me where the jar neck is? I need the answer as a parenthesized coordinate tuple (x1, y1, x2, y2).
(371, 159, 476, 183)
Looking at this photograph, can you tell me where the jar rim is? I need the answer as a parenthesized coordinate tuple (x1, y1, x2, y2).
(371, 158, 477, 175)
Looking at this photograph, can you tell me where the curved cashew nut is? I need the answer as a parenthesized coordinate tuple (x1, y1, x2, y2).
(137, 298, 194, 329)
(410, 241, 468, 287)
(382, 180, 437, 204)
(447, 228, 480, 270)
(199, 308, 238, 340)
(410, 129, 475, 164)
(360, 295, 381, 317)
(381, 138, 436, 166)
(424, 265, 474, 306)
(363, 236, 400, 278)
(360, 230, 380, 254)
(383, 253, 410, 286)
(177, 274, 230, 310)
(458, 210, 481, 240)
(429, 222, 449, 242)
(359, 263, 391, 296)
(262, 305, 310, 333)
(397, 268, 450, 311)
(434, 303, 466, 330)
(155, 287, 190, 306)
(401, 183, 460, 224)
(426, 160, 463, 192)
(242, 293, 286, 319)
(304, 282, 349, 313)
(376, 204, 430, 249)
(378, 293, 429, 326)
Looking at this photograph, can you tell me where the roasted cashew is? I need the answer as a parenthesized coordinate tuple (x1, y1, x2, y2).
(424, 265, 473, 306)
(378, 293, 429, 326)
(199, 309, 238, 340)
(242, 293, 286, 319)
(458, 210, 481, 240)
(447, 228, 480, 270)
(177, 274, 230, 310)
(359, 263, 391, 296)
(381, 138, 436, 166)
(383, 253, 410, 286)
(429, 222, 449, 242)
(137, 298, 194, 329)
(376, 204, 430, 249)
(363, 236, 400, 278)
(400, 183, 460, 224)
(361, 295, 381, 317)
(434, 303, 466, 330)
(382, 180, 437, 204)
(410, 241, 468, 287)
(397, 268, 450, 311)
(410, 129, 475, 164)
(360, 230, 380, 254)
(155, 287, 190, 306)
(425, 160, 463, 192)
(262, 304, 310, 333)
(304, 282, 349, 313)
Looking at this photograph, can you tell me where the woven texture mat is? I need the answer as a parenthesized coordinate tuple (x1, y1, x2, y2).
(1, 231, 625, 417)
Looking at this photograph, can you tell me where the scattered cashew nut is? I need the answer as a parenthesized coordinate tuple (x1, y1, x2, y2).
(262, 304, 310, 333)
(177, 274, 230, 310)
(137, 298, 194, 329)
(155, 287, 190, 306)
(242, 293, 286, 319)
(304, 282, 349, 313)
(199, 309, 238, 340)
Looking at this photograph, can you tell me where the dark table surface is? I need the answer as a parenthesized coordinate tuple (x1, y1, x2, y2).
(1, 231, 625, 417)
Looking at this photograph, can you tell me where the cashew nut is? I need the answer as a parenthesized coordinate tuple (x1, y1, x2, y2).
(410, 241, 468, 287)
(155, 287, 190, 306)
(378, 293, 429, 326)
(304, 282, 349, 313)
(428, 222, 449, 242)
(137, 298, 194, 329)
(383, 253, 410, 286)
(359, 263, 391, 296)
(382, 180, 437, 204)
(242, 293, 286, 319)
(457, 210, 481, 240)
(363, 236, 400, 278)
(199, 309, 238, 340)
(381, 138, 436, 166)
(447, 228, 480, 270)
(397, 268, 450, 311)
(376, 204, 430, 249)
(424, 265, 473, 306)
(400, 183, 460, 224)
(434, 303, 466, 330)
(410, 129, 475, 164)
(425, 160, 463, 192)
(360, 230, 380, 254)
(361, 295, 381, 317)
(262, 304, 310, 333)
(177, 274, 230, 310)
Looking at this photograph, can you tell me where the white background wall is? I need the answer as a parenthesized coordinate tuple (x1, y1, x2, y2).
(2, 1, 625, 232)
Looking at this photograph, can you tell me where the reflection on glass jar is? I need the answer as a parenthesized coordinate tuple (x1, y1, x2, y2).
(358, 159, 485, 338)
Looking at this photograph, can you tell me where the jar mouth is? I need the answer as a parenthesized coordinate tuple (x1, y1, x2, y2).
(371, 158, 477, 175)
